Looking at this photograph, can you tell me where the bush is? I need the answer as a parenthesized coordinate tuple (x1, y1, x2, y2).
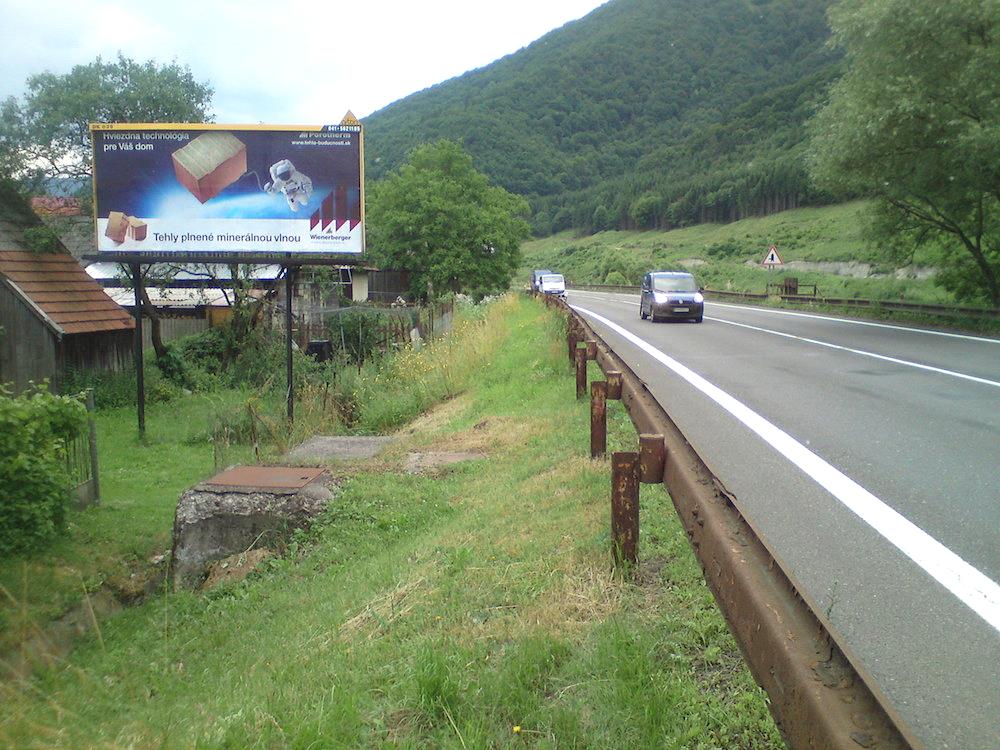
(22, 225, 62, 254)
(173, 328, 227, 375)
(705, 241, 743, 259)
(63, 364, 184, 408)
(603, 270, 631, 286)
(327, 308, 395, 367)
(0, 384, 87, 556)
(63, 367, 137, 408)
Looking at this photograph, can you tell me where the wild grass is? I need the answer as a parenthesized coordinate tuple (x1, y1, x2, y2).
(0, 388, 261, 654)
(0, 296, 783, 749)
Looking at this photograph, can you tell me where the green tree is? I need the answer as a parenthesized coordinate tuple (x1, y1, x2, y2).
(0, 53, 213, 192)
(808, 0, 1000, 305)
(1, 54, 216, 364)
(367, 141, 531, 300)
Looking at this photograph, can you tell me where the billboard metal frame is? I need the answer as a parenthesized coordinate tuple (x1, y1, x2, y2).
(89, 117, 367, 433)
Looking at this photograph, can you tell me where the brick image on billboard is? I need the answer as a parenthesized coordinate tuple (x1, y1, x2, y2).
(127, 216, 147, 241)
(171, 132, 248, 203)
(105, 211, 128, 243)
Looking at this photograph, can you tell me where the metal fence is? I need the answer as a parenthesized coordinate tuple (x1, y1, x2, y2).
(295, 300, 456, 358)
(567, 283, 1000, 320)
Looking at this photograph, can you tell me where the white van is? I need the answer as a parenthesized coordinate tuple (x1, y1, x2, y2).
(539, 273, 566, 297)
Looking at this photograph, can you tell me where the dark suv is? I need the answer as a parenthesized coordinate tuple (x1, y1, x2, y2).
(639, 271, 704, 323)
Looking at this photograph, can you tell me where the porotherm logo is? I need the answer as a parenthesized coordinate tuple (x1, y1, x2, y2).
(309, 186, 361, 239)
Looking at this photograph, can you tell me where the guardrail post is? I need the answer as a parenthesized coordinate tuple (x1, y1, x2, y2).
(639, 434, 665, 484)
(591, 381, 607, 458)
(585, 339, 597, 361)
(568, 326, 578, 364)
(575, 347, 587, 399)
(611, 452, 640, 567)
(606, 370, 622, 400)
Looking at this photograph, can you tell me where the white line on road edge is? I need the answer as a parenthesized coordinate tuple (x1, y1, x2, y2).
(572, 303, 1000, 633)
(706, 317, 1000, 389)
(709, 301, 1000, 344)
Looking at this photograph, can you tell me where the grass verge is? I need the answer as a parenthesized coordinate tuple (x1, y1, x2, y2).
(2, 295, 783, 748)
(520, 201, 963, 305)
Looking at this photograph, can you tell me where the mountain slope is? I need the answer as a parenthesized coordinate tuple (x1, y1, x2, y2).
(363, 0, 840, 234)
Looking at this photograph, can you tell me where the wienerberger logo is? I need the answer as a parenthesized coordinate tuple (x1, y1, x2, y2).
(310, 186, 361, 233)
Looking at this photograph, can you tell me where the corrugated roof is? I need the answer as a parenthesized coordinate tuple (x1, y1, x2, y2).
(0, 250, 134, 335)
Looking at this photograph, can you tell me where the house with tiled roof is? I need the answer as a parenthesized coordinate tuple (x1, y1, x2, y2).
(0, 182, 134, 394)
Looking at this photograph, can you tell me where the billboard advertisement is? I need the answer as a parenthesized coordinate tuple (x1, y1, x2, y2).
(90, 123, 364, 256)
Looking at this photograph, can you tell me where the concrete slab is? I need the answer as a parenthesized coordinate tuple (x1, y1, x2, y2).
(288, 436, 394, 462)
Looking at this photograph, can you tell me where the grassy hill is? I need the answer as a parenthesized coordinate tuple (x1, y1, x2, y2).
(520, 201, 953, 303)
(363, 0, 841, 235)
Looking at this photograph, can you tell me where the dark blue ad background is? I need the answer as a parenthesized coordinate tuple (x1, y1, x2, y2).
(92, 128, 361, 220)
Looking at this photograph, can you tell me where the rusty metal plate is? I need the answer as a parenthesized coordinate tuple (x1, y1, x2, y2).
(204, 466, 325, 489)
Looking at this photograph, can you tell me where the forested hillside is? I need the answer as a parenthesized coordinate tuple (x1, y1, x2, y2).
(363, 0, 841, 235)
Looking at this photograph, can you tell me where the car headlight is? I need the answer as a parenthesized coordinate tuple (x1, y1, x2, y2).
(653, 291, 669, 303)
(694, 292, 704, 303)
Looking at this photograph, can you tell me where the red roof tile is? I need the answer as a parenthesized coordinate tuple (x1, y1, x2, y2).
(0, 250, 134, 335)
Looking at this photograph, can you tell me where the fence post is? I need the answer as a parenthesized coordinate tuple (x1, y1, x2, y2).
(639, 434, 665, 484)
(568, 325, 578, 364)
(591, 381, 607, 458)
(606, 370, 623, 400)
(585, 339, 597, 361)
(575, 347, 587, 399)
(611, 452, 640, 567)
(86, 390, 100, 504)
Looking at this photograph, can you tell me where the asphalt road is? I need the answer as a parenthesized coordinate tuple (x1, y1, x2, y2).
(567, 290, 1000, 750)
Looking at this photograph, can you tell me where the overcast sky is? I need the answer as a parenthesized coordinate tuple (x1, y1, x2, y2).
(0, 0, 608, 123)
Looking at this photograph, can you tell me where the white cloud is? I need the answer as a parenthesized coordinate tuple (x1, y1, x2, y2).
(0, 0, 607, 122)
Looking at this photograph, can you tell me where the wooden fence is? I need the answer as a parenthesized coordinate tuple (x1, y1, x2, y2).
(63, 391, 100, 508)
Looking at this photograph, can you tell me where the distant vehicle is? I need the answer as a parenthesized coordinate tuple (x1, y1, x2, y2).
(539, 273, 566, 297)
(531, 269, 553, 291)
(639, 271, 704, 323)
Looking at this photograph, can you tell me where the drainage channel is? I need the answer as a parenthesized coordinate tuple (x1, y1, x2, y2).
(542, 293, 913, 750)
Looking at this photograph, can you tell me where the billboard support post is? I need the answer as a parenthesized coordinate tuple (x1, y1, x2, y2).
(130, 263, 146, 436)
(285, 265, 297, 423)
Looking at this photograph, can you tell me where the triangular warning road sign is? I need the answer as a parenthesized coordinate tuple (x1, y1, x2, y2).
(763, 245, 783, 266)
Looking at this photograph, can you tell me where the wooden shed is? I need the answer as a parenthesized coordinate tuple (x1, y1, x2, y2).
(0, 251, 135, 394)
(0, 179, 138, 398)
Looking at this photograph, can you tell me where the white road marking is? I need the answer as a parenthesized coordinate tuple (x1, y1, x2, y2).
(567, 289, 1000, 344)
(567, 290, 1000, 387)
(706, 317, 1000, 389)
(709, 301, 1000, 344)
(572, 303, 1000, 633)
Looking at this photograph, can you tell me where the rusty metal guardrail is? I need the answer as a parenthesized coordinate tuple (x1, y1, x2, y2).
(540, 292, 913, 750)
(566, 283, 1000, 319)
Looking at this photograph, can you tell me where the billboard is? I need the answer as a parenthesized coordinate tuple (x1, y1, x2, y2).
(90, 123, 364, 256)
